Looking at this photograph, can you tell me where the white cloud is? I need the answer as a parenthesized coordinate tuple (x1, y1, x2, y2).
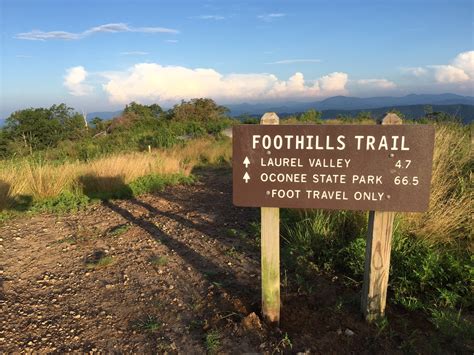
(430, 65, 470, 83)
(258, 13, 286, 22)
(318, 72, 349, 92)
(64, 66, 94, 96)
(266, 59, 321, 64)
(85, 23, 130, 35)
(452, 51, 474, 77)
(16, 23, 178, 41)
(16, 30, 80, 40)
(165, 39, 179, 43)
(356, 78, 397, 89)
(100, 63, 348, 104)
(402, 51, 474, 84)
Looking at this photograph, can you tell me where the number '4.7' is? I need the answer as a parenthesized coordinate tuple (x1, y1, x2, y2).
(395, 160, 411, 168)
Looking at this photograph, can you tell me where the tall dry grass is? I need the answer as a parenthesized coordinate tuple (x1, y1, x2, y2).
(0, 137, 231, 210)
(404, 124, 472, 246)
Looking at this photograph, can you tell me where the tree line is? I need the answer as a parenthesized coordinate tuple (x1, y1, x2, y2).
(1, 98, 458, 160)
(0, 98, 230, 159)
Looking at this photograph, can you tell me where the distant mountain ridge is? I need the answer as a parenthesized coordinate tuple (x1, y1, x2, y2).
(318, 104, 474, 123)
(2, 93, 473, 124)
(225, 93, 474, 116)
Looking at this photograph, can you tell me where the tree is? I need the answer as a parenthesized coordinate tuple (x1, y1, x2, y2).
(5, 108, 62, 153)
(4, 104, 86, 154)
(124, 102, 163, 119)
(91, 117, 106, 131)
(299, 109, 322, 123)
(355, 111, 373, 122)
(170, 98, 229, 122)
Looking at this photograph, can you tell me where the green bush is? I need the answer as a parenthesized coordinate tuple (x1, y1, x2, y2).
(129, 174, 194, 196)
(32, 191, 91, 213)
(282, 210, 472, 313)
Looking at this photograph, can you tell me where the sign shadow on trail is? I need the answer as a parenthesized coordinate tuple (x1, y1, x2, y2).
(130, 195, 258, 258)
(156, 167, 260, 255)
(78, 173, 260, 313)
(102, 199, 258, 309)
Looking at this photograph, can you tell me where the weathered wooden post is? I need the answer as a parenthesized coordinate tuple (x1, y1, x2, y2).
(361, 113, 402, 322)
(260, 112, 280, 324)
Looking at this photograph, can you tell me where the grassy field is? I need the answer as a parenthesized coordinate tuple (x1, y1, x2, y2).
(0, 137, 231, 213)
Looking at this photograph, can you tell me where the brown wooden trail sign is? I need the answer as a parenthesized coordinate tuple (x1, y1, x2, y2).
(232, 112, 435, 324)
(233, 123, 435, 212)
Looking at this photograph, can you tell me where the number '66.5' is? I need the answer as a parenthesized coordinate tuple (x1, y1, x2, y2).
(394, 176, 419, 186)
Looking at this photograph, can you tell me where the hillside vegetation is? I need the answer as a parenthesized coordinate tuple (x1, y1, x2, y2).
(1, 98, 472, 347)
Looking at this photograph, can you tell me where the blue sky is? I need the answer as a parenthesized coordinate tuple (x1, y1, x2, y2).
(1, 0, 473, 117)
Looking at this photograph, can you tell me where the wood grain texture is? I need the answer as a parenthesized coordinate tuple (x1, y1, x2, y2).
(361, 113, 400, 321)
(260, 112, 280, 324)
(361, 210, 395, 321)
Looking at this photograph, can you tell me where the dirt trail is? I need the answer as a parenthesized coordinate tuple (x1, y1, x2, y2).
(0, 168, 456, 353)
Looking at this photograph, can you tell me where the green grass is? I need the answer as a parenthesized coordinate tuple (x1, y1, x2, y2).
(31, 191, 92, 214)
(134, 314, 162, 332)
(54, 235, 85, 245)
(149, 255, 169, 266)
(109, 224, 130, 236)
(429, 308, 474, 344)
(129, 173, 195, 196)
(1, 173, 193, 217)
(204, 329, 221, 354)
(85, 255, 115, 269)
(281, 209, 472, 315)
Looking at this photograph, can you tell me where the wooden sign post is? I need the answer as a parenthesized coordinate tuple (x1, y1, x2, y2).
(260, 112, 281, 324)
(361, 113, 402, 322)
(232, 113, 434, 325)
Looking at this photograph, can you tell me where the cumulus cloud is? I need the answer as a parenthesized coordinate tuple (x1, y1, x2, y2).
(356, 78, 397, 89)
(100, 63, 348, 104)
(64, 66, 93, 96)
(319, 72, 349, 92)
(403, 51, 474, 84)
(452, 51, 474, 77)
(16, 23, 178, 41)
(430, 65, 470, 83)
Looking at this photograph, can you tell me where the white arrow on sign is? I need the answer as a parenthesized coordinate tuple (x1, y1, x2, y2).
(243, 172, 250, 183)
(243, 156, 250, 168)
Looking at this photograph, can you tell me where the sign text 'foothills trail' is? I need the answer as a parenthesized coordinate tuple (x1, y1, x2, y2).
(233, 125, 435, 212)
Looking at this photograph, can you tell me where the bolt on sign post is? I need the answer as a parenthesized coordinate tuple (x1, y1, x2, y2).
(232, 113, 435, 324)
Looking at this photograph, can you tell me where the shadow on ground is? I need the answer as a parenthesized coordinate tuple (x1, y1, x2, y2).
(0, 180, 33, 212)
(79, 171, 261, 319)
(78, 174, 134, 200)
